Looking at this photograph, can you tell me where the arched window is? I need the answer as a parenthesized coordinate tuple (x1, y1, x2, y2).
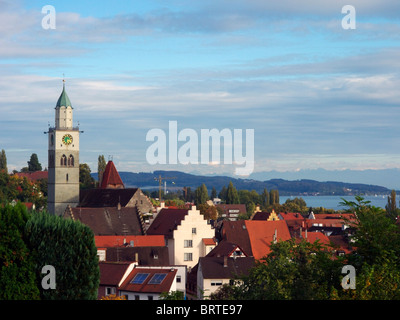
(60, 154, 67, 166)
(68, 155, 74, 167)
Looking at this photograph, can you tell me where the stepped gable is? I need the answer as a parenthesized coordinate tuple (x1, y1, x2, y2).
(100, 160, 125, 189)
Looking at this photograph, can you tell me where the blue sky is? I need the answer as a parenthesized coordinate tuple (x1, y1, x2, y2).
(1, 0, 400, 182)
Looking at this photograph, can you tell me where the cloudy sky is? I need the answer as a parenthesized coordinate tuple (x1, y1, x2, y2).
(1, 0, 400, 179)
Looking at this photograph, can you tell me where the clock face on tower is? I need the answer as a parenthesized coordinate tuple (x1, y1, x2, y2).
(62, 134, 73, 145)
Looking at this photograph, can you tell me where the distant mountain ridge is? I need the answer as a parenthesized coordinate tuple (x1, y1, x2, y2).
(92, 170, 395, 196)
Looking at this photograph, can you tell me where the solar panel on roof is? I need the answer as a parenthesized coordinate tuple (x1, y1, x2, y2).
(148, 273, 167, 284)
(131, 273, 149, 284)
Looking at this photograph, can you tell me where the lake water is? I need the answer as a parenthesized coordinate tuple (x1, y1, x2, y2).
(280, 195, 389, 211)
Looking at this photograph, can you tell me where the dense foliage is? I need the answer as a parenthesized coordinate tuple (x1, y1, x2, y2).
(210, 196, 400, 300)
(0, 203, 40, 299)
(0, 203, 100, 300)
(25, 212, 100, 299)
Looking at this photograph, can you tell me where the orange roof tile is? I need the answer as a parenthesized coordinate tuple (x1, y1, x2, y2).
(245, 220, 291, 260)
(202, 238, 216, 246)
(279, 212, 304, 220)
(95, 235, 165, 248)
(300, 231, 330, 245)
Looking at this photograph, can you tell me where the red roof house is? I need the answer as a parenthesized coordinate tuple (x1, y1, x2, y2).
(118, 267, 178, 300)
(245, 220, 291, 260)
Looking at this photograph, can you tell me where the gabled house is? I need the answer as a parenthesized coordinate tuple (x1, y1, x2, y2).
(196, 256, 254, 299)
(217, 220, 292, 260)
(98, 261, 135, 299)
(146, 206, 215, 269)
(245, 220, 291, 260)
(252, 209, 280, 221)
(118, 267, 178, 300)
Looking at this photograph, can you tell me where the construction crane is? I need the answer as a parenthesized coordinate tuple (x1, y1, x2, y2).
(154, 175, 176, 203)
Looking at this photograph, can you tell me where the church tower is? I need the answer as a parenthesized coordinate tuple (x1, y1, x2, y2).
(47, 80, 80, 215)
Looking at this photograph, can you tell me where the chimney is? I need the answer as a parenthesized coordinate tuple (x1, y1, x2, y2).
(299, 226, 302, 238)
(273, 229, 277, 244)
(305, 229, 308, 240)
(135, 252, 139, 265)
(223, 256, 228, 267)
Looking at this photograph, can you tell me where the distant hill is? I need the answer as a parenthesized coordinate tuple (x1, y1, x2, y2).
(92, 170, 393, 196)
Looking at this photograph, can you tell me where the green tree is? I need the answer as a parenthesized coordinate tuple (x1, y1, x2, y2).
(269, 190, 279, 205)
(338, 196, 400, 299)
(261, 188, 269, 208)
(211, 187, 217, 200)
(226, 181, 240, 204)
(198, 203, 219, 220)
(218, 186, 227, 202)
(341, 196, 400, 267)
(385, 190, 400, 221)
(0, 203, 40, 300)
(80, 163, 95, 190)
(282, 197, 308, 214)
(97, 155, 107, 187)
(25, 212, 100, 300)
(0, 149, 7, 172)
(195, 184, 209, 205)
(220, 239, 342, 300)
(27, 153, 42, 172)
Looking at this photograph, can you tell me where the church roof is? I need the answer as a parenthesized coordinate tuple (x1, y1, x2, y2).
(56, 81, 72, 108)
(79, 188, 140, 208)
(100, 161, 125, 189)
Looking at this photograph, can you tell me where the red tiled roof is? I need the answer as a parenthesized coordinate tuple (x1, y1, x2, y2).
(95, 235, 165, 248)
(100, 161, 124, 189)
(119, 268, 177, 293)
(14, 171, 48, 181)
(279, 212, 304, 220)
(99, 261, 133, 286)
(245, 220, 291, 260)
(202, 238, 216, 246)
(300, 231, 331, 245)
(313, 213, 355, 220)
